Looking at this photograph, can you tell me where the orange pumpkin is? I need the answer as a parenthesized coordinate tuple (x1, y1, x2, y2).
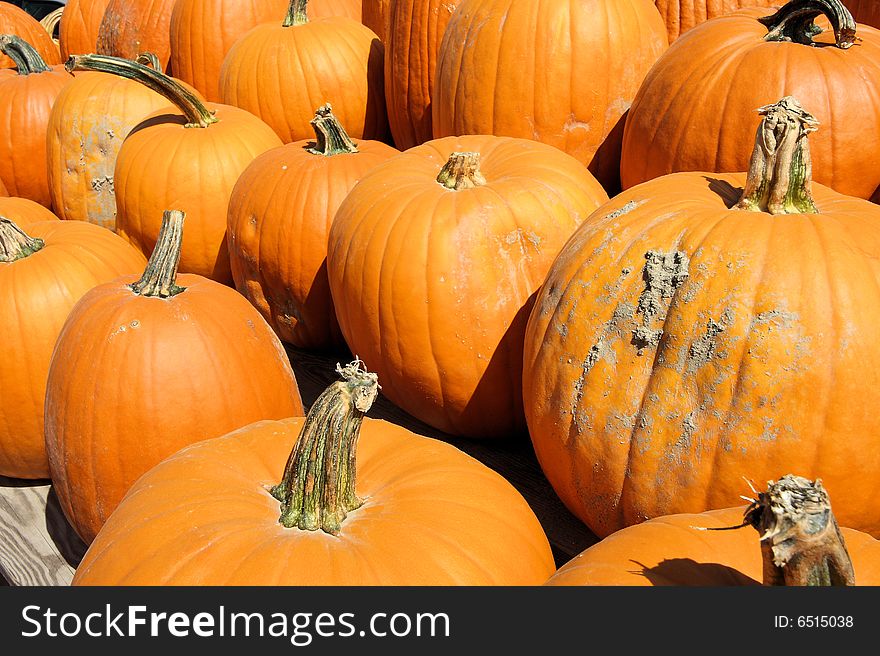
(524, 96, 880, 539)
(96, 0, 177, 70)
(0, 196, 59, 225)
(361, 0, 389, 41)
(432, 0, 668, 194)
(67, 54, 282, 284)
(45, 210, 304, 543)
(620, 0, 880, 200)
(228, 104, 398, 350)
(59, 0, 112, 58)
(846, 0, 880, 27)
(0, 218, 146, 479)
(73, 361, 555, 585)
(654, 0, 779, 42)
(218, 0, 388, 144)
(0, 2, 60, 68)
(327, 135, 608, 439)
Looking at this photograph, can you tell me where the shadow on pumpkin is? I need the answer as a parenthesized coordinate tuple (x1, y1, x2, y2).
(631, 558, 759, 586)
(704, 177, 743, 209)
(366, 37, 392, 146)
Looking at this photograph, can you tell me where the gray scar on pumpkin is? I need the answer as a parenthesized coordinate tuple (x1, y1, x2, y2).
(631, 250, 690, 352)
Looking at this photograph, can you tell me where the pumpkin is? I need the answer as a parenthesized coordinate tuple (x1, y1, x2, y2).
(45, 210, 304, 544)
(620, 0, 880, 201)
(59, 0, 112, 59)
(0, 35, 71, 208)
(0, 178, 7, 195)
(0, 2, 60, 69)
(384, 0, 462, 151)
(218, 0, 388, 145)
(66, 54, 282, 284)
(654, 1, 779, 42)
(432, 0, 668, 195)
(227, 104, 398, 350)
(72, 361, 555, 585)
(0, 218, 146, 479)
(846, 0, 880, 27)
(96, 0, 177, 70)
(547, 475, 880, 586)
(523, 96, 880, 539)
(361, 0, 389, 41)
(327, 135, 608, 439)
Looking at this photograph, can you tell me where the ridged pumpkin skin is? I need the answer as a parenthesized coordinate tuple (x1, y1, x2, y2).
(384, 0, 462, 151)
(45, 271, 305, 544)
(47, 71, 172, 230)
(0, 220, 146, 479)
(327, 135, 608, 439)
(523, 171, 880, 539)
(59, 0, 112, 58)
(847, 0, 880, 27)
(73, 417, 555, 585)
(547, 506, 880, 585)
(96, 0, 177, 70)
(218, 6, 388, 144)
(361, 0, 389, 41)
(654, 0, 779, 42)
(620, 8, 880, 200)
(0, 196, 59, 225)
(432, 0, 668, 194)
(0, 3, 61, 68)
(227, 119, 398, 349)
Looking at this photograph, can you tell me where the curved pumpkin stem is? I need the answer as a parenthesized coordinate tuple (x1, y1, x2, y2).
(40, 7, 64, 45)
(744, 475, 855, 586)
(270, 360, 380, 534)
(734, 96, 819, 215)
(65, 54, 218, 129)
(437, 152, 487, 190)
(283, 0, 309, 27)
(0, 34, 51, 75)
(0, 218, 45, 262)
(760, 0, 858, 49)
(135, 52, 162, 72)
(307, 104, 359, 156)
(130, 210, 187, 298)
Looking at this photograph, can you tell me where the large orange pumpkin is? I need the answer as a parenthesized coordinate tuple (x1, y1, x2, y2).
(218, 0, 388, 144)
(228, 104, 398, 350)
(0, 218, 146, 479)
(96, 0, 177, 70)
(327, 135, 608, 439)
(654, 1, 779, 42)
(45, 210, 304, 544)
(73, 361, 555, 585)
(59, 0, 112, 58)
(0, 196, 59, 225)
(0, 2, 60, 68)
(524, 96, 880, 539)
(620, 0, 880, 200)
(432, 0, 668, 194)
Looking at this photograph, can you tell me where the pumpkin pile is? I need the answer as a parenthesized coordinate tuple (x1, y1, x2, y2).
(0, 0, 877, 588)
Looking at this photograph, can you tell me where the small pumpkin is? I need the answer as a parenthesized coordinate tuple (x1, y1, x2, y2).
(0, 2, 61, 69)
(96, 0, 177, 70)
(45, 210, 304, 544)
(72, 361, 555, 585)
(58, 0, 112, 59)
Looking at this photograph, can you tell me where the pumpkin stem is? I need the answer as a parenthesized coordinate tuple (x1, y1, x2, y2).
(744, 475, 855, 586)
(734, 96, 819, 215)
(759, 0, 858, 49)
(283, 0, 309, 27)
(0, 218, 45, 262)
(436, 152, 487, 190)
(135, 52, 162, 71)
(130, 210, 187, 298)
(0, 34, 51, 75)
(64, 54, 218, 129)
(270, 360, 380, 535)
(307, 104, 359, 156)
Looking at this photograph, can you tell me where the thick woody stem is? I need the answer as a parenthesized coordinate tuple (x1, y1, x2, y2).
(0, 218, 44, 262)
(759, 0, 858, 49)
(307, 104, 359, 156)
(0, 34, 51, 74)
(436, 152, 487, 190)
(129, 210, 187, 298)
(283, 0, 309, 27)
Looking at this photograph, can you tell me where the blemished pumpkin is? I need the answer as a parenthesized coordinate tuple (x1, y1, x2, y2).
(66, 54, 282, 284)
(72, 361, 555, 585)
(0, 2, 60, 69)
(327, 135, 608, 439)
(620, 0, 880, 200)
(547, 476, 880, 586)
(654, 1, 779, 42)
(0, 35, 71, 208)
(218, 0, 388, 145)
(45, 210, 304, 544)
(96, 0, 177, 70)
(523, 96, 880, 539)
(0, 218, 146, 479)
(227, 104, 398, 350)
(432, 0, 668, 194)
(58, 0, 112, 59)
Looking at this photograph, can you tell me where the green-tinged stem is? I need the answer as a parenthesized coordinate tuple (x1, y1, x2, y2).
(735, 96, 819, 215)
(307, 104, 359, 156)
(0, 218, 44, 262)
(270, 360, 380, 534)
(283, 0, 309, 27)
(436, 152, 487, 190)
(65, 54, 218, 128)
(759, 0, 858, 49)
(0, 34, 51, 75)
(129, 210, 187, 298)
(135, 52, 162, 71)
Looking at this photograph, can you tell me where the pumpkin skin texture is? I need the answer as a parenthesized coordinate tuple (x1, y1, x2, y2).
(846, 0, 880, 28)
(654, 1, 779, 42)
(361, 0, 389, 41)
(59, 0, 112, 59)
(0, 3, 61, 69)
(432, 0, 668, 195)
(327, 135, 608, 439)
(620, 4, 880, 200)
(218, 0, 388, 145)
(0, 219, 146, 479)
(546, 506, 880, 586)
(227, 106, 398, 350)
(45, 211, 304, 544)
(0, 196, 59, 225)
(96, 0, 177, 70)
(384, 0, 462, 151)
